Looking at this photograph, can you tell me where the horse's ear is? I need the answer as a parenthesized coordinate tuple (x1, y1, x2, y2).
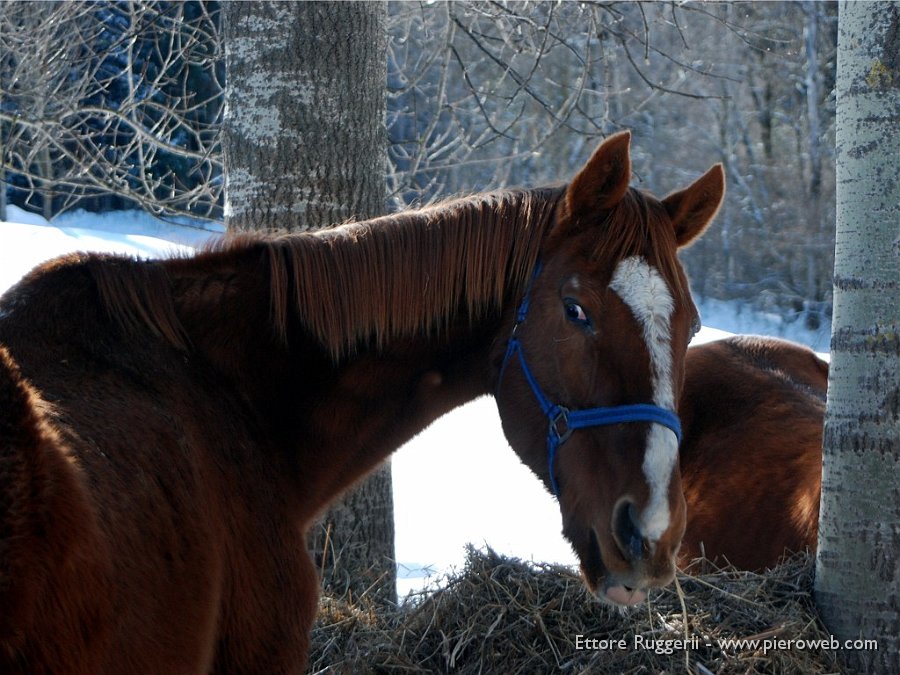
(662, 163, 725, 247)
(563, 131, 632, 220)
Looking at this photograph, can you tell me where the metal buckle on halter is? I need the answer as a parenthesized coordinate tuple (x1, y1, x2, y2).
(549, 406, 573, 444)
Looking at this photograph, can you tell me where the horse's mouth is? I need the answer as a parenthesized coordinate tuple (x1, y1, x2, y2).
(602, 582, 647, 607)
(583, 528, 651, 608)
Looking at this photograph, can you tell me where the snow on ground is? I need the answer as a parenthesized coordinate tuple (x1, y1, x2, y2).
(0, 205, 221, 294)
(0, 206, 829, 598)
(697, 296, 831, 354)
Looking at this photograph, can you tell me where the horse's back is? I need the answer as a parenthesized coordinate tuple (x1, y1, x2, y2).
(678, 336, 826, 570)
(0, 256, 316, 673)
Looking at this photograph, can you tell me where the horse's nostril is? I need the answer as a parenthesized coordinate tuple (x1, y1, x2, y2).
(614, 500, 645, 561)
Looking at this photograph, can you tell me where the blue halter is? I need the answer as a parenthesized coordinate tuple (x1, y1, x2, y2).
(498, 261, 683, 499)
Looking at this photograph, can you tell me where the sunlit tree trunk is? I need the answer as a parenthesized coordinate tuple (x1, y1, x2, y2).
(815, 3, 899, 672)
(223, 1, 395, 605)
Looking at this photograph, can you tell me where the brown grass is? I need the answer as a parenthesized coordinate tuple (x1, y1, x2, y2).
(309, 546, 847, 674)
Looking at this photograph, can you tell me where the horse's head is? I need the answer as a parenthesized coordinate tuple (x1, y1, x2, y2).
(495, 132, 724, 607)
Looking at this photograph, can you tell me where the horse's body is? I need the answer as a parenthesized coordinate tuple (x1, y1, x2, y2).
(0, 133, 723, 673)
(678, 336, 827, 570)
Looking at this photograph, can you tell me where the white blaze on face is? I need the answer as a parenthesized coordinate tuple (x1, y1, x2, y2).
(608, 256, 677, 542)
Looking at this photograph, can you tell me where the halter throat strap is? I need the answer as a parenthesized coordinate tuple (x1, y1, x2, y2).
(498, 261, 683, 500)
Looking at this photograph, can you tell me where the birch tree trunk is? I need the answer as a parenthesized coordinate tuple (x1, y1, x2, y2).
(814, 3, 900, 672)
(223, 1, 395, 605)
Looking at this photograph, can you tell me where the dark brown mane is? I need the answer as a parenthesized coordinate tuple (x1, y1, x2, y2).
(85, 254, 190, 351)
(91, 187, 563, 358)
(591, 187, 689, 304)
(212, 187, 563, 356)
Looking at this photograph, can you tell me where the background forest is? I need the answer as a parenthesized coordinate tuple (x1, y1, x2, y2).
(1, 1, 837, 330)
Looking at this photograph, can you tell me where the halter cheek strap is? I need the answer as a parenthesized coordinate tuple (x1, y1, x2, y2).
(498, 261, 683, 500)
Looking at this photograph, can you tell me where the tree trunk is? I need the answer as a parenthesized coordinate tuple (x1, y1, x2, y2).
(814, 3, 900, 672)
(223, 0, 386, 231)
(223, 0, 395, 605)
(802, 2, 824, 328)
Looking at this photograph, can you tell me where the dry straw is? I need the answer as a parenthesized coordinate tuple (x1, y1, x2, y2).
(309, 546, 847, 674)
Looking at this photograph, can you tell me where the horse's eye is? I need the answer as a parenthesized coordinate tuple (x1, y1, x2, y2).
(690, 315, 702, 339)
(564, 300, 591, 327)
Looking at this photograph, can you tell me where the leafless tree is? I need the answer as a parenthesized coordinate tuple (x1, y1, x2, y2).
(0, 1, 221, 221)
(2, 0, 838, 327)
(385, 1, 730, 206)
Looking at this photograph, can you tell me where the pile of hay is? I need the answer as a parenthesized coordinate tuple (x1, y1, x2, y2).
(309, 546, 844, 674)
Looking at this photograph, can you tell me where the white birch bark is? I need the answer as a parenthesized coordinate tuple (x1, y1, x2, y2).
(815, 3, 900, 672)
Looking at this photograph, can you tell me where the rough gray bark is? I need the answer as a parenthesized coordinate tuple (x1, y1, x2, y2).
(223, 1, 396, 605)
(224, 1, 386, 231)
(814, 3, 900, 672)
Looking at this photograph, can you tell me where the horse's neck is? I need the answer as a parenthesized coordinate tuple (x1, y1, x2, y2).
(169, 201, 555, 515)
(211, 286, 504, 516)
(296, 317, 503, 509)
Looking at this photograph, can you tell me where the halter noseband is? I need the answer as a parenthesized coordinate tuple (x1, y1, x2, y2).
(498, 261, 683, 499)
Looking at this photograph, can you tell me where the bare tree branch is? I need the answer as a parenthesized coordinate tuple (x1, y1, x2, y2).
(1, 1, 222, 221)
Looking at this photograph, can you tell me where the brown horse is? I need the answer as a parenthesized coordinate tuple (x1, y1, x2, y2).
(0, 132, 723, 674)
(678, 335, 827, 571)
